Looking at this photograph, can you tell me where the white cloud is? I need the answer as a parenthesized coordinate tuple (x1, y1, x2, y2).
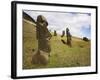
(24, 10, 91, 38)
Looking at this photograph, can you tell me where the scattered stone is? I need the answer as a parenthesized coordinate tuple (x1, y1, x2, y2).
(83, 37, 89, 41)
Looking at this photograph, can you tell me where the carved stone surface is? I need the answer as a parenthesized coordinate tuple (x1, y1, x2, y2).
(32, 15, 52, 65)
(36, 15, 52, 53)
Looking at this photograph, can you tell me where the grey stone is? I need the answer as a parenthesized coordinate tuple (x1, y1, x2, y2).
(66, 28, 72, 47)
(32, 50, 49, 65)
(36, 15, 52, 53)
(61, 30, 65, 37)
(54, 30, 57, 36)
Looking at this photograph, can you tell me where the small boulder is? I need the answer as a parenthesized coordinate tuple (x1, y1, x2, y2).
(83, 37, 89, 41)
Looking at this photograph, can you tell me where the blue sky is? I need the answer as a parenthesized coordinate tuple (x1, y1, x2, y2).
(81, 25, 91, 38)
(24, 10, 91, 39)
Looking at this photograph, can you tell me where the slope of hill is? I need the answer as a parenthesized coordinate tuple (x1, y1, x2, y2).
(22, 13, 91, 69)
(23, 12, 36, 23)
(23, 18, 91, 69)
(23, 19, 38, 69)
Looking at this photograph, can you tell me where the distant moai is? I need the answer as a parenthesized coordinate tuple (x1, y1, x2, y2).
(54, 30, 57, 36)
(32, 15, 52, 65)
(36, 15, 52, 54)
(61, 30, 65, 37)
(66, 28, 72, 47)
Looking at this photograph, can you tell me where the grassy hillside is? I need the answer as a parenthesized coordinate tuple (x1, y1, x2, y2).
(23, 19, 91, 69)
(23, 19, 38, 68)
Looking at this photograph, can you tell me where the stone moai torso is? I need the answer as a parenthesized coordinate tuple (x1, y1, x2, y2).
(36, 15, 52, 53)
(66, 28, 72, 47)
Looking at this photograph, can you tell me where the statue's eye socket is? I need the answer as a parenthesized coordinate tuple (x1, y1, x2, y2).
(41, 20, 45, 23)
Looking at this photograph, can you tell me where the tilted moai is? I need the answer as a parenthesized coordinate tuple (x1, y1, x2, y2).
(36, 15, 52, 53)
(66, 28, 72, 47)
(32, 15, 52, 65)
(54, 30, 57, 36)
(61, 30, 65, 37)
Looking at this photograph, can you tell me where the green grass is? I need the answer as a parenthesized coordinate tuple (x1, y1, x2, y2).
(23, 19, 91, 69)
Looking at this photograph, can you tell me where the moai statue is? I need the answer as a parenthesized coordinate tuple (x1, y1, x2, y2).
(66, 28, 72, 47)
(32, 15, 52, 65)
(54, 30, 57, 36)
(36, 15, 52, 55)
(61, 30, 65, 37)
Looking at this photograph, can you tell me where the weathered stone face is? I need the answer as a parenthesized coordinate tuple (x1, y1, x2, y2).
(36, 15, 52, 52)
(32, 15, 52, 65)
(37, 15, 48, 27)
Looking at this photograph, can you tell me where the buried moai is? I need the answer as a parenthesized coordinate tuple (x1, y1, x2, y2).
(54, 30, 57, 36)
(61, 30, 65, 37)
(36, 15, 52, 53)
(32, 15, 52, 65)
(66, 28, 72, 47)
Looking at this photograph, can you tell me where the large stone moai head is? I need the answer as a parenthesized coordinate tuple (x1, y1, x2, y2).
(32, 15, 51, 65)
(37, 15, 48, 27)
(36, 15, 52, 53)
(36, 15, 49, 40)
